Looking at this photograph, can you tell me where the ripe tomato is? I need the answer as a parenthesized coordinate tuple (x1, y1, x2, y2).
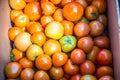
(40, 15, 54, 28)
(49, 66, 64, 80)
(77, 36, 94, 53)
(99, 75, 114, 80)
(20, 68, 35, 80)
(34, 70, 50, 80)
(19, 57, 33, 68)
(41, 1, 56, 16)
(24, 0, 34, 2)
(35, 54, 52, 70)
(50, 0, 62, 5)
(75, 0, 88, 8)
(9, 0, 26, 10)
(14, 32, 32, 52)
(87, 46, 100, 63)
(26, 44, 44, 61)
(97, 49, 112, 65)
(24, 2, 42, 21)
(70, 48, 86, 64)
(91, 0, 107, 13)
(96, 66, 113, 78)
(80, 60, 96, 75)
(5, 62, 22, 79)
(89, 20, 104, 36)
(45, 21, 64, 39)
(52, 52, 68, 67)
(8, 26, 22, 41)
(97, 14, 107, 27)
(63, 59, 79, 75)
(81, 75, 97, 80)
(63, 2, 84, 21)
(31, 32, 46, 46)
(74, 22, 90, 37)
(43, 39, 61, 56)
(61, 0, 74, 7)
(15, 14, 30, 27)
(85, 5, 98, 20)
(61, 20, 74, 35)
(10, 48, 24, 61)
(10, 10, 23, 23)
(70, 74, 81, 80)
(94, 35, 109, 49)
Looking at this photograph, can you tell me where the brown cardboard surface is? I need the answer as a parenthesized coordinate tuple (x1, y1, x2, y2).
(0, 0, 120, 80)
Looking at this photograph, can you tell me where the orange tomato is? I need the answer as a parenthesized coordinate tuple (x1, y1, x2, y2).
(31, 32, 46, 46)
(10, 48, 24, 61)
(40, 15, 54, 28)
(61, 0, 74, 6)
(61, 20, 74, 35)
(41, 1, 56, 15)
(19, 57, 33, 68)
(15, 14, 30, 27)
(52, 52, 68, 67)
(24, 0, 35, 2)
(10, 10, 23, 23)
(26, 21, 36, 31)
(75, 0, 88, 8)
(50, 0, 62, 5)
(40, 0, 49, 4)
(27, 22, 44, 34)
(8, 26, 22, 41)
(24, 2, 42, 21)
(63, 2, 84, 21)
(9, 0, 26, 10)
(35, 54, 52, 70)
(43, 39, 61, 56)
(53, 8, 64, 22)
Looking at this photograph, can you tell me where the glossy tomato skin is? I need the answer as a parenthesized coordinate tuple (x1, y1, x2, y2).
(75, 0, 88, 8)
(63, 59, 79, 75)
(96, 66, 113, 78)
(5, 62, 22, 79)
(99, 75, 114, 80)
(70, 48, 86, 64)
(80, 60, 96, 75)
(63, 2, 84, 21)
(97, 14, 107, 27)
(70, 74, 81, 80)
(81, 75, 97, 80)
(97, 49, 112, 65)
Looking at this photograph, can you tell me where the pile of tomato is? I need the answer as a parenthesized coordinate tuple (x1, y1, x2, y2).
(5, 0, 114, 80)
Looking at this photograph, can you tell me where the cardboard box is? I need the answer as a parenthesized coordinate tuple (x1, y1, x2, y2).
(0, 0, 120, 80)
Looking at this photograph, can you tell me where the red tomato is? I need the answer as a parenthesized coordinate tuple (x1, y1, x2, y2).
(70, 74, 81, 80)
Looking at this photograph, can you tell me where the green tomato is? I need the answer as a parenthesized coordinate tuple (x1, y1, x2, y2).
(59, 35, 77, 52)
(81, 75, 97, 80)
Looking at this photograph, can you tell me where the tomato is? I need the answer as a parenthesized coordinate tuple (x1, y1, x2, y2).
(45, 21, 64, 39)
(9, 0, 26, 10)
(35, 54, 52, 70)
(26, 44, 44, 61)
(74, 22, 90, 37)
(63, 2, 84, 21)
(80, 60, 96, 75)
(78, 17, 90, 24)
(40, 15, 54, 28)
(85, 5, 98, 20)
(52, 52, 68, 67)
(31, 32, 46, 46)
(24, 2, 42, 21)
(89, 20, 104, 36)
(59, 35, 77, 52)
(81, 75, 97, 80)
(70, 74, 81, 80)
(99, 75, 114, 80)
(24, 0, 34, 2)
(49, 66, 64, 80)
(91, 0, 107, 13)
(86, 0, 93, 5)
(61, 20, 74, 35)
(77, 36, 94, 53)
(41, 0, 49, 4)
(96, 66, 113, 78)
(87, 46, 100, 63)
(19, 57, 33, 68)
(61, 0, 74, 6)
(5, 62, 22, 79)
(14, 32, 32, 52)
(75, 0, 88, 8)
(63, 59, 79, 75)
(43, 39, 61, 56)
(97, 14, 107, 27)
(97, 49, 112, 65)
(41, 1, 56, 16)
(50, 0, 62, 5)
(20, 68, 34, 80)
(34, 70, 50, 80)
(15, 14, 30, 28)
(94, 35, 110, 49)
(70, 48, 86, 64)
